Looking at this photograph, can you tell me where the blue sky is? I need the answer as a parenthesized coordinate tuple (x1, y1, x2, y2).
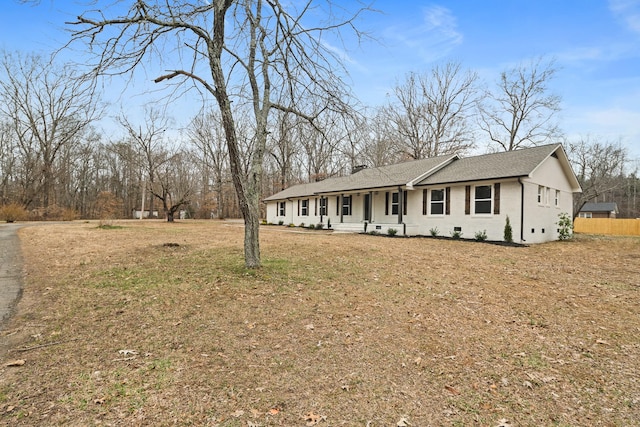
(1, 0, 639, 161)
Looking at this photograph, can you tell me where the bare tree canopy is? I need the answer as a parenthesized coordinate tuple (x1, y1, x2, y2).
(68, 0, 370, 267)
(383, 62, 479, 159)
(478, 57, 562, 151)
(568, 136, 628, 215)
(0, 51, 102, 211)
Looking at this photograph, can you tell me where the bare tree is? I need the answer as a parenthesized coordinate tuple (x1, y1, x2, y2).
(118, 107, 173, 219)
(267, 110, 299, 191)
(187, 109, 229, 218)
(359, 107, 402, 167)
(151, 149, 195, 222)
(70, 0, 367, 268)
(0, 51, 102, 211)
(383, 62, 478, 159)
(568, 136, 628, 215)
(0, 121, 17, 205)
(478, 57, 561, 151)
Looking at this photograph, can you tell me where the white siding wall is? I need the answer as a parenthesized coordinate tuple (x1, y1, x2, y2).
(405, 180, 523, 242)
(265, 157, 575, 244)
(520, 155, 576, 243)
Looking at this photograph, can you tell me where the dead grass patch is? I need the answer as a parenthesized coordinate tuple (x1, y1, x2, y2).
(1, 220, 639, 426)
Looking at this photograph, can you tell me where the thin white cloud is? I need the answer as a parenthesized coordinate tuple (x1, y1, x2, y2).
(383, 4, 463, 63)
(609, 0, 640, 33)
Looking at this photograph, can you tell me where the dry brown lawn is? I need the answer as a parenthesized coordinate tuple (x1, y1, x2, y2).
(0, 220, 639, 426)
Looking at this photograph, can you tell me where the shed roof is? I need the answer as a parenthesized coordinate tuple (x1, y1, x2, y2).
(580, 202, 619, 213)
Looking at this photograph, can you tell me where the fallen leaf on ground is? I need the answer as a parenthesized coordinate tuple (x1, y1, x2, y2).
(5, 359, 25, 367)
(397, 417, 411, 426)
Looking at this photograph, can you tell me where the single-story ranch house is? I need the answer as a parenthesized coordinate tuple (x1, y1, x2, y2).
(264, 143, 582, 244)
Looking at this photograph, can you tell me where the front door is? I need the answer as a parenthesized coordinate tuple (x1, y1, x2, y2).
(364, 194, 371, 221)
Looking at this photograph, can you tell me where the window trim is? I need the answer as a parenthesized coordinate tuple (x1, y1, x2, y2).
(319, 197, 327, 216)
(537, 185, 544, 205)
(342, 195, 352, 216)
(391, 192, 399, 215)
(430, 188, 445, 216)
(474, 184, 493, 215)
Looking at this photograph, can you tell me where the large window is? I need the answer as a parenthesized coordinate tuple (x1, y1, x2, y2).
(474, 185, 492, 214)
(342, 196, 352, 216)
(300, 199, 309, 216)
(278, 201, 286, 216)
(431, 189, 445, 215)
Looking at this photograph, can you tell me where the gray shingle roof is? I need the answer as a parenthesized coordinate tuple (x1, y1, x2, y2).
(263, 143, 579, 202)
(418, 143, 563, 185)
(580, 202, 619, 213)
(263, 154, 456, 201)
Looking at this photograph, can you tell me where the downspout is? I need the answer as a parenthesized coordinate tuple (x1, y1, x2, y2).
(518, 178, 526, 243)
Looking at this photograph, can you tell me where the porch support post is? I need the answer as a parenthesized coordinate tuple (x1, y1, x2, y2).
(369, 191, 373, 222)
(340, 193, 344, 223)
(398, 186, 403, 224)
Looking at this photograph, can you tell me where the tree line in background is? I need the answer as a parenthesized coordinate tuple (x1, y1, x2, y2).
(0, 50, 637, 224)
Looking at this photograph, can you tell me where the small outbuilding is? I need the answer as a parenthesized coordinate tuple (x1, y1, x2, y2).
(578, 202, 619, 219)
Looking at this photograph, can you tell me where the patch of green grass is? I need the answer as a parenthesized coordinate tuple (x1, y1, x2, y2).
(97, 224, 124, 230)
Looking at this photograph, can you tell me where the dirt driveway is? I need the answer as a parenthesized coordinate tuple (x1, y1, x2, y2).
(0, 223, 22, 326)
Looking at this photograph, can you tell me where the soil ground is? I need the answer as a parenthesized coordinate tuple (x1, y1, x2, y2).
(0, 220, 638, 426)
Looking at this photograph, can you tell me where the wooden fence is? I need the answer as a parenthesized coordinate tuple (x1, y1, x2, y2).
(574, 218, 640, 236)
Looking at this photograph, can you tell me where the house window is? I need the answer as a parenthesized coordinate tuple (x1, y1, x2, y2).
(431, 189, 445, 215)
(546, 187, 550, 206)
(319, 197, 327, 216)
(391, 192, 399, 215)
(342, 196, 352, 216)
(537, 185, 543, 204)
(579, 212, 592, 218)
(300, 199, 309, 216)
(385, 191, 408, 215)
(278, 201, 286, 216)
(555, 190, 560, 207)
(474, 185, 492, 214)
